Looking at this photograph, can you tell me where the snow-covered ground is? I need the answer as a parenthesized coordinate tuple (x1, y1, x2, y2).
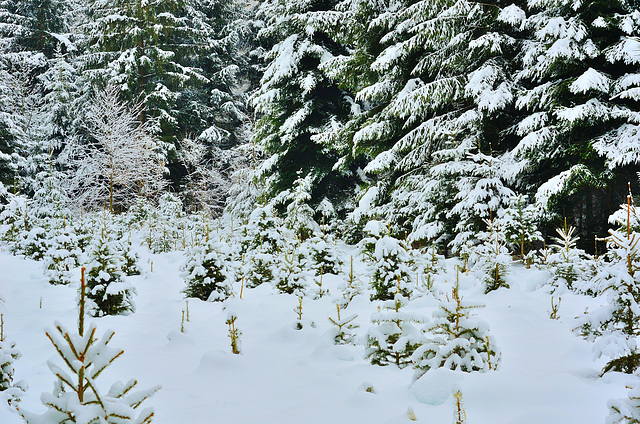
(0, 245, 629, 424)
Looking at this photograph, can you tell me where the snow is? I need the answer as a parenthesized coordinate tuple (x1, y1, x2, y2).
(0, 240, 627, 424)
(570, 68, 611, 94)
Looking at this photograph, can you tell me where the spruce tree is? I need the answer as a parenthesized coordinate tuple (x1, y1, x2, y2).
(321, 0, 522, 250)
(360, 220, 414, 301)
(81, 0, 208, 146)
(252, 0, 357, 211)
(511, 0, 640, 242)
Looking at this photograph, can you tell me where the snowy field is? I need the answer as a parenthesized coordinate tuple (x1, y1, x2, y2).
(0, 245, 629, 424)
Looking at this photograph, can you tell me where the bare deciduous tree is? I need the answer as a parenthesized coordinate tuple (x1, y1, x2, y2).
(61, 85, 166, 212)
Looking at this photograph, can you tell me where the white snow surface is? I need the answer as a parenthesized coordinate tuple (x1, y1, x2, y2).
(0, 245, 628, 424)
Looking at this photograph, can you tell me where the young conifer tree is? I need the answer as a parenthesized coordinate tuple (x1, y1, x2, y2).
(577, 191, 640, 374)
(182, 239, 234, 301)
(471, 218, 511, 293)
(86, 225, 134, 316)
(546, 223, 591, 292)
(365, 276, 425, 368)
(0, 314, 21, 393)
(412, 270, 500, 378)
(19, 269, 160, 424)
(361, 220, 414, 301)
(608, 385, 640, 424)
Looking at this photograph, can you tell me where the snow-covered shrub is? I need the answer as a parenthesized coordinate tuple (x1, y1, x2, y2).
(577, 201, 640, 374)
(182, 240, 234, 301)
(365, 292, 425, 368)
(412, 279, 500, 378)
(86, 229, 134, 316)
(361, 220, 414, 301)
(471, 218, 511, 293)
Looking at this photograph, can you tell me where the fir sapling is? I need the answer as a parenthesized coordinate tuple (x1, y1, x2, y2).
(337, 256, 362, 307)
(470, 218, 511, 293)
(181, 239, 234, 301)
(454, 390, 467, 424)
(246, 248, 276, 288)
(413, 246, 444, 295)
(360, 221, 414, 301)
(576, 193, 640, 374)
(412, 271, 501, 378)
(503, 195, 542, 266)
(545, 222, 592, 292)
(607, 385, 640, 424)
(120, 239, 141, 276)
(285, 176, 320, 242)
(0, 314, 26, 401)
(305, 235, 343, 276)
(294, 296, 304, 330)
(18, 268, 160, 424)
(85, 228, 135, 316)
(275, 247, 310, 295)
(328, 303, 358, 345)
(42, 227, 80, 285)
(365, 277, 426, 368)
(226, 312, 241, 354)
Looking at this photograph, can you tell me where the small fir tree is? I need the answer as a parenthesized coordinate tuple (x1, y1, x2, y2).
(365, 278, 426, 368)
(471, 218, 511, 293)
(120, 239, 141, 276)
(546, 223, 591, 291)
(0, 314, 20, 392)
(274, 247, 310, 295)
(305, 235, 343, 277)
(412, 273, 501, 378)
(182, 240, 233, 301)
(226, 312, 241, 355)
(42, 227, 80, 285)
(577, 195, 640, 374)
(328, 303, 358, 345)
(284, 176, 320, 242)
(608, 385, 640, 424)
(361, 221, 414, 301)
(246, 249, 276, 288)
(503, 195, 542, 266)
(19, 269, 160, 424)
(337, 256, 362, 307)
(86, 228, 134, 317)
